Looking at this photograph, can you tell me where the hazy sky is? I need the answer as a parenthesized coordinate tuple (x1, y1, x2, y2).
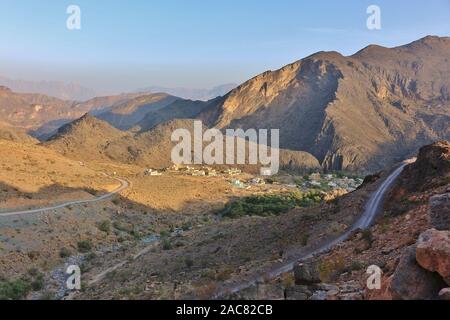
(0, 0, 449, 94)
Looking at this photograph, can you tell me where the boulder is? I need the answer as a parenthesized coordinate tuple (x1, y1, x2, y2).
(284, 285, 312, 300)
(390, 246, 446, 300)
(416, 229, 450, 284)
(429, 193, 450, 230)
(293, 261, 321, 285)
(309, 290, 327, 300)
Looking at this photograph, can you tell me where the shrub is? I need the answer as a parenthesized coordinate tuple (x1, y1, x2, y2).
(349, 261, 365, 272)
(27, 268, 40, 277)
(361, 229, 374, 247)
(220, 191, 324, 219)
(181, 221, 192, 231)
(27, 251, 40, 260)
(160, 230, 170, 238)
(300, 234, 309, 246)
(31, 275, 44, 291)
(184, 257, 194, 269)
(215, 267, 234, 281)
(77, 240, 93, 253)
(97, 220, 111, 234)
(0, 279, 31, 300)
(161, 238, 172, 250)
(113, 221, 134, 234)
(59, 247, 72, 258)
(318, 257, 346, 282)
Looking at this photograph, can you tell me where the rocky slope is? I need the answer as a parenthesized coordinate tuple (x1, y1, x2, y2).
(0, 86, 154, 139)
(133, 83, 237, 101)
(96, 93, 179, 130)
(0, 86, 77, 134)
(45, 114, 321, 172)
(193, 36, 449, 173)
(135, 98, 211, 132)
(283, 141, 450, 300)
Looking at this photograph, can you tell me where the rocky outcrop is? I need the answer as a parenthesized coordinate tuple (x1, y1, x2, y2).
(389, 246, 446, 300)
(285, 281, 363, 300)
(385, 141, 450, 216)
(292, 260, 364, 300)
(398, 141, 450, 193)
(416, 229, 450, 285)
(389, 187, 450, 299)
(429, 193, 450, 230)
(293, 261, 321, 285)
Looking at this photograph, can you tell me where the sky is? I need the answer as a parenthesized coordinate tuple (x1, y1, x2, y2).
(0, 0, 449, 94)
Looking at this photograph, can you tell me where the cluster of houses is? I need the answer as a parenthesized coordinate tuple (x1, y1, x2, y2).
(141, 164, 364, 194)
(170, 165, 218, 177)
(144, 168, 162, 176)
(143, 164, 243, 178)
(302, 172, 363, 192)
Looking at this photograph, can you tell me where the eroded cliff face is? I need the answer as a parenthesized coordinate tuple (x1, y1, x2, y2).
(199, 36, 450, 173)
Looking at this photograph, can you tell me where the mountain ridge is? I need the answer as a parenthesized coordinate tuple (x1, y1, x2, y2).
(194, 35, 450, 173)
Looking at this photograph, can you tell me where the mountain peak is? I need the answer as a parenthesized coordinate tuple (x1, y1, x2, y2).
(47, 113, 121, 142)
(307, 50, 344, 60)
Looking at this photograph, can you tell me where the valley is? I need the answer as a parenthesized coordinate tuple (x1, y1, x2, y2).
(0, 35, 448, 301)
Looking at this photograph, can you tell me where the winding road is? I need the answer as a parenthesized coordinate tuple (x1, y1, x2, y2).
(0, 175, 130, 217)
(213, 160, 412, 298)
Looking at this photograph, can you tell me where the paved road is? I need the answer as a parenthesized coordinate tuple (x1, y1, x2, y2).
(0, 176, 130, 217)
(213, 161, 411, 298)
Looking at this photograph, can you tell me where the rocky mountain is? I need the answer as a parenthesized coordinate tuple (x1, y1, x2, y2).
(4, 36, 450, 174)
(0, 86, 78, 134)
(96, 93, 179, 130)
(0, 86, 155, 139)
(45, 114, 320, 172)
(191, 36, 449, 173)
(0, 76, 97, 101)
(44, 114, 135, 163)
(135, 98, 211, 132)
(133, 83, 237, 101)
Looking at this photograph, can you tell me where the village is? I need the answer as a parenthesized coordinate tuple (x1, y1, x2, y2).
(142, 164, 364, 196)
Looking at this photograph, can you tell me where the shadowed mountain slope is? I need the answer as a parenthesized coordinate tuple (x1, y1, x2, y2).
(185, 36, 450, 173)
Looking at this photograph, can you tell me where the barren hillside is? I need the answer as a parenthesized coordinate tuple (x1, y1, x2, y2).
(46, 115, 321, 172)
(96, 93, 179, 130)
(194, 36, 450, 173)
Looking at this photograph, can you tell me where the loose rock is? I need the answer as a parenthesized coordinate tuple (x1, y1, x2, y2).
(390, 246, 446, 300)
(416, 229, 450, 283)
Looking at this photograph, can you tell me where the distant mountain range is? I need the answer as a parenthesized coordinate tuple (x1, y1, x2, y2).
(0, 76, 97, 101)
(132, 83, 237, 101)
